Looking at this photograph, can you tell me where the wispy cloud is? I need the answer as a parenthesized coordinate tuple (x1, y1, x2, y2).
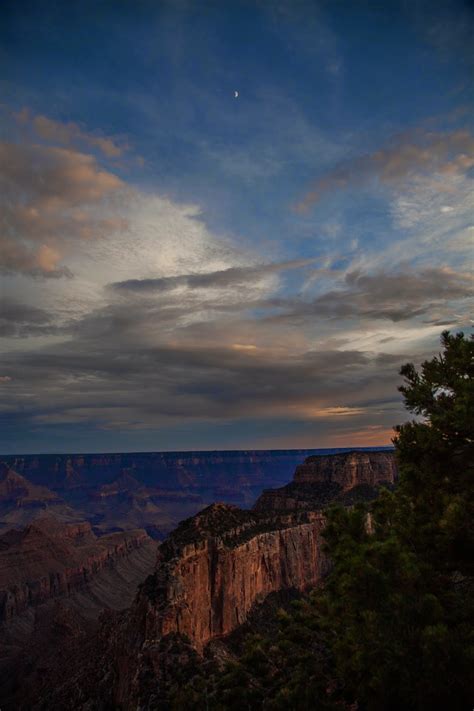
(14, 108, 127, 158)
(265, 266, 473, 324)
(109, 259, 315, 294)
(295, 129, 474, 211)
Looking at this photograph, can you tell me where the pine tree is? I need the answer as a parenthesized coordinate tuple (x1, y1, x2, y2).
(319, 331, 474, 709)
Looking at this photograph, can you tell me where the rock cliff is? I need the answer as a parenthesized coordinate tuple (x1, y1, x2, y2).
(254, 449, 397, 511)
(136, 504, 329, 653)
(2, 448, 322, 502)
(0, 464, 61, 508)
(294, 449, 397, 488)
(0, 517, 153, 622)
(31, 504, 330, 709)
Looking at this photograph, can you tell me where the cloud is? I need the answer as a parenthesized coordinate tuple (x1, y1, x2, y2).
(0, 141, 127, 276)
(15, 108, 127, 158)
(0, 299, 63, 338)
(109, 259, 315, 294)
(267, 266, 474, 324)
(2, 106, 471, 449)
(295, 129, 474, 211)
(1, 257, 454, 450)
(0, 327, 402, 432)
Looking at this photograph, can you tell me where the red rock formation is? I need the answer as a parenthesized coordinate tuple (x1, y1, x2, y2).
(136, 504, 328, 653)
(3, 449, 321, 504)
(254, 449, 397, 511)
(0, 464, 60, 507)
(32, 504, 331, 708)
(2, 450, 324, 536)
(93, 471, 142, 498)
(293, 450, 397, 489)
(0, 516, 152, 622)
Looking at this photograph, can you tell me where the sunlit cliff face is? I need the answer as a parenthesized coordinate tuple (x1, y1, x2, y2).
(1, 0, 473, 452)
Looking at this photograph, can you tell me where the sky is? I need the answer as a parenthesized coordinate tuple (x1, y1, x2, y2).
(0, 0, 473, 453)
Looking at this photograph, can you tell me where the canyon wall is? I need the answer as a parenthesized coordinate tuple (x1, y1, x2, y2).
(1, 449, 394, 536)
(0, 464, 61, 507)
(294, 450, 398, 489)
(38, 505, 331, 709)
(135, 504, 329, 653)
(1, 448, 346, 503)
(20, 449, 397, 709)
(255, 449, 398, 511)
(0, 518, 153, 622)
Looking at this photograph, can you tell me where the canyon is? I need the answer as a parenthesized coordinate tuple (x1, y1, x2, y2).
(1, 449, 330, 537)
(0, 517, 155, 623)
(0, 516, 157, 708)
(25, 449, 397, 710)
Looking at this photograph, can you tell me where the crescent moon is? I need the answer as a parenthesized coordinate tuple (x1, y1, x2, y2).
(234, 91, 239, 98)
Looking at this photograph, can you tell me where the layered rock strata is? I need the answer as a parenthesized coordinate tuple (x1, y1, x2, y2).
(2, 449, 323, 502)
(136, 504, 329, 653)
(0, 464, 61, 508)
(32, 504, 330, 709)
(25, 449, 397, 709)
(0, 517, 153, 622)
(254, 449, 397, 511)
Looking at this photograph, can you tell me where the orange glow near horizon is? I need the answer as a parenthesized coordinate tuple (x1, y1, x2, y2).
(325, 426, 395, 448)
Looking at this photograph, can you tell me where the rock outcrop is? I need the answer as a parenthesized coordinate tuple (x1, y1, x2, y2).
(0, 464, 61, 508)
(294, 449, 398, 488)
(254, 449, 397, 511)
(136, 504, 329, 653)
(0, 517, 153, 622)
(2, 448, 323, 503)
(0, 517, 158, 710)
(31, 504, 330, 709)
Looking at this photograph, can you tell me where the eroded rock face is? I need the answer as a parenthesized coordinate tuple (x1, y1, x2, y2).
(254, 449, 397, 511)
(33, 504, 330, 709)
(138, 504, 328, 653)
(0, 517, 153, 622)
(1, 450, 322, 537)
(2, 449, 321, 504)
(0, 464, 61, 507)
(294, 450, 398, 489)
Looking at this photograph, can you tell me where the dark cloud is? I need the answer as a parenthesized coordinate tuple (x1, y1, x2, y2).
(0, 318, 402, 433)
(0, 299, 64, 338)
(109, 259, 315, 294)
(1, 263, 468, 431)
(266, 267, 473, 323)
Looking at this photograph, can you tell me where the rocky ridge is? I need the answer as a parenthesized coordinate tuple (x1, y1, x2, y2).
(137, 504, 328, 653)
(0, 464, 61, 508)
(0, 516, 153, 622)
(254, 449, 397, 511)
